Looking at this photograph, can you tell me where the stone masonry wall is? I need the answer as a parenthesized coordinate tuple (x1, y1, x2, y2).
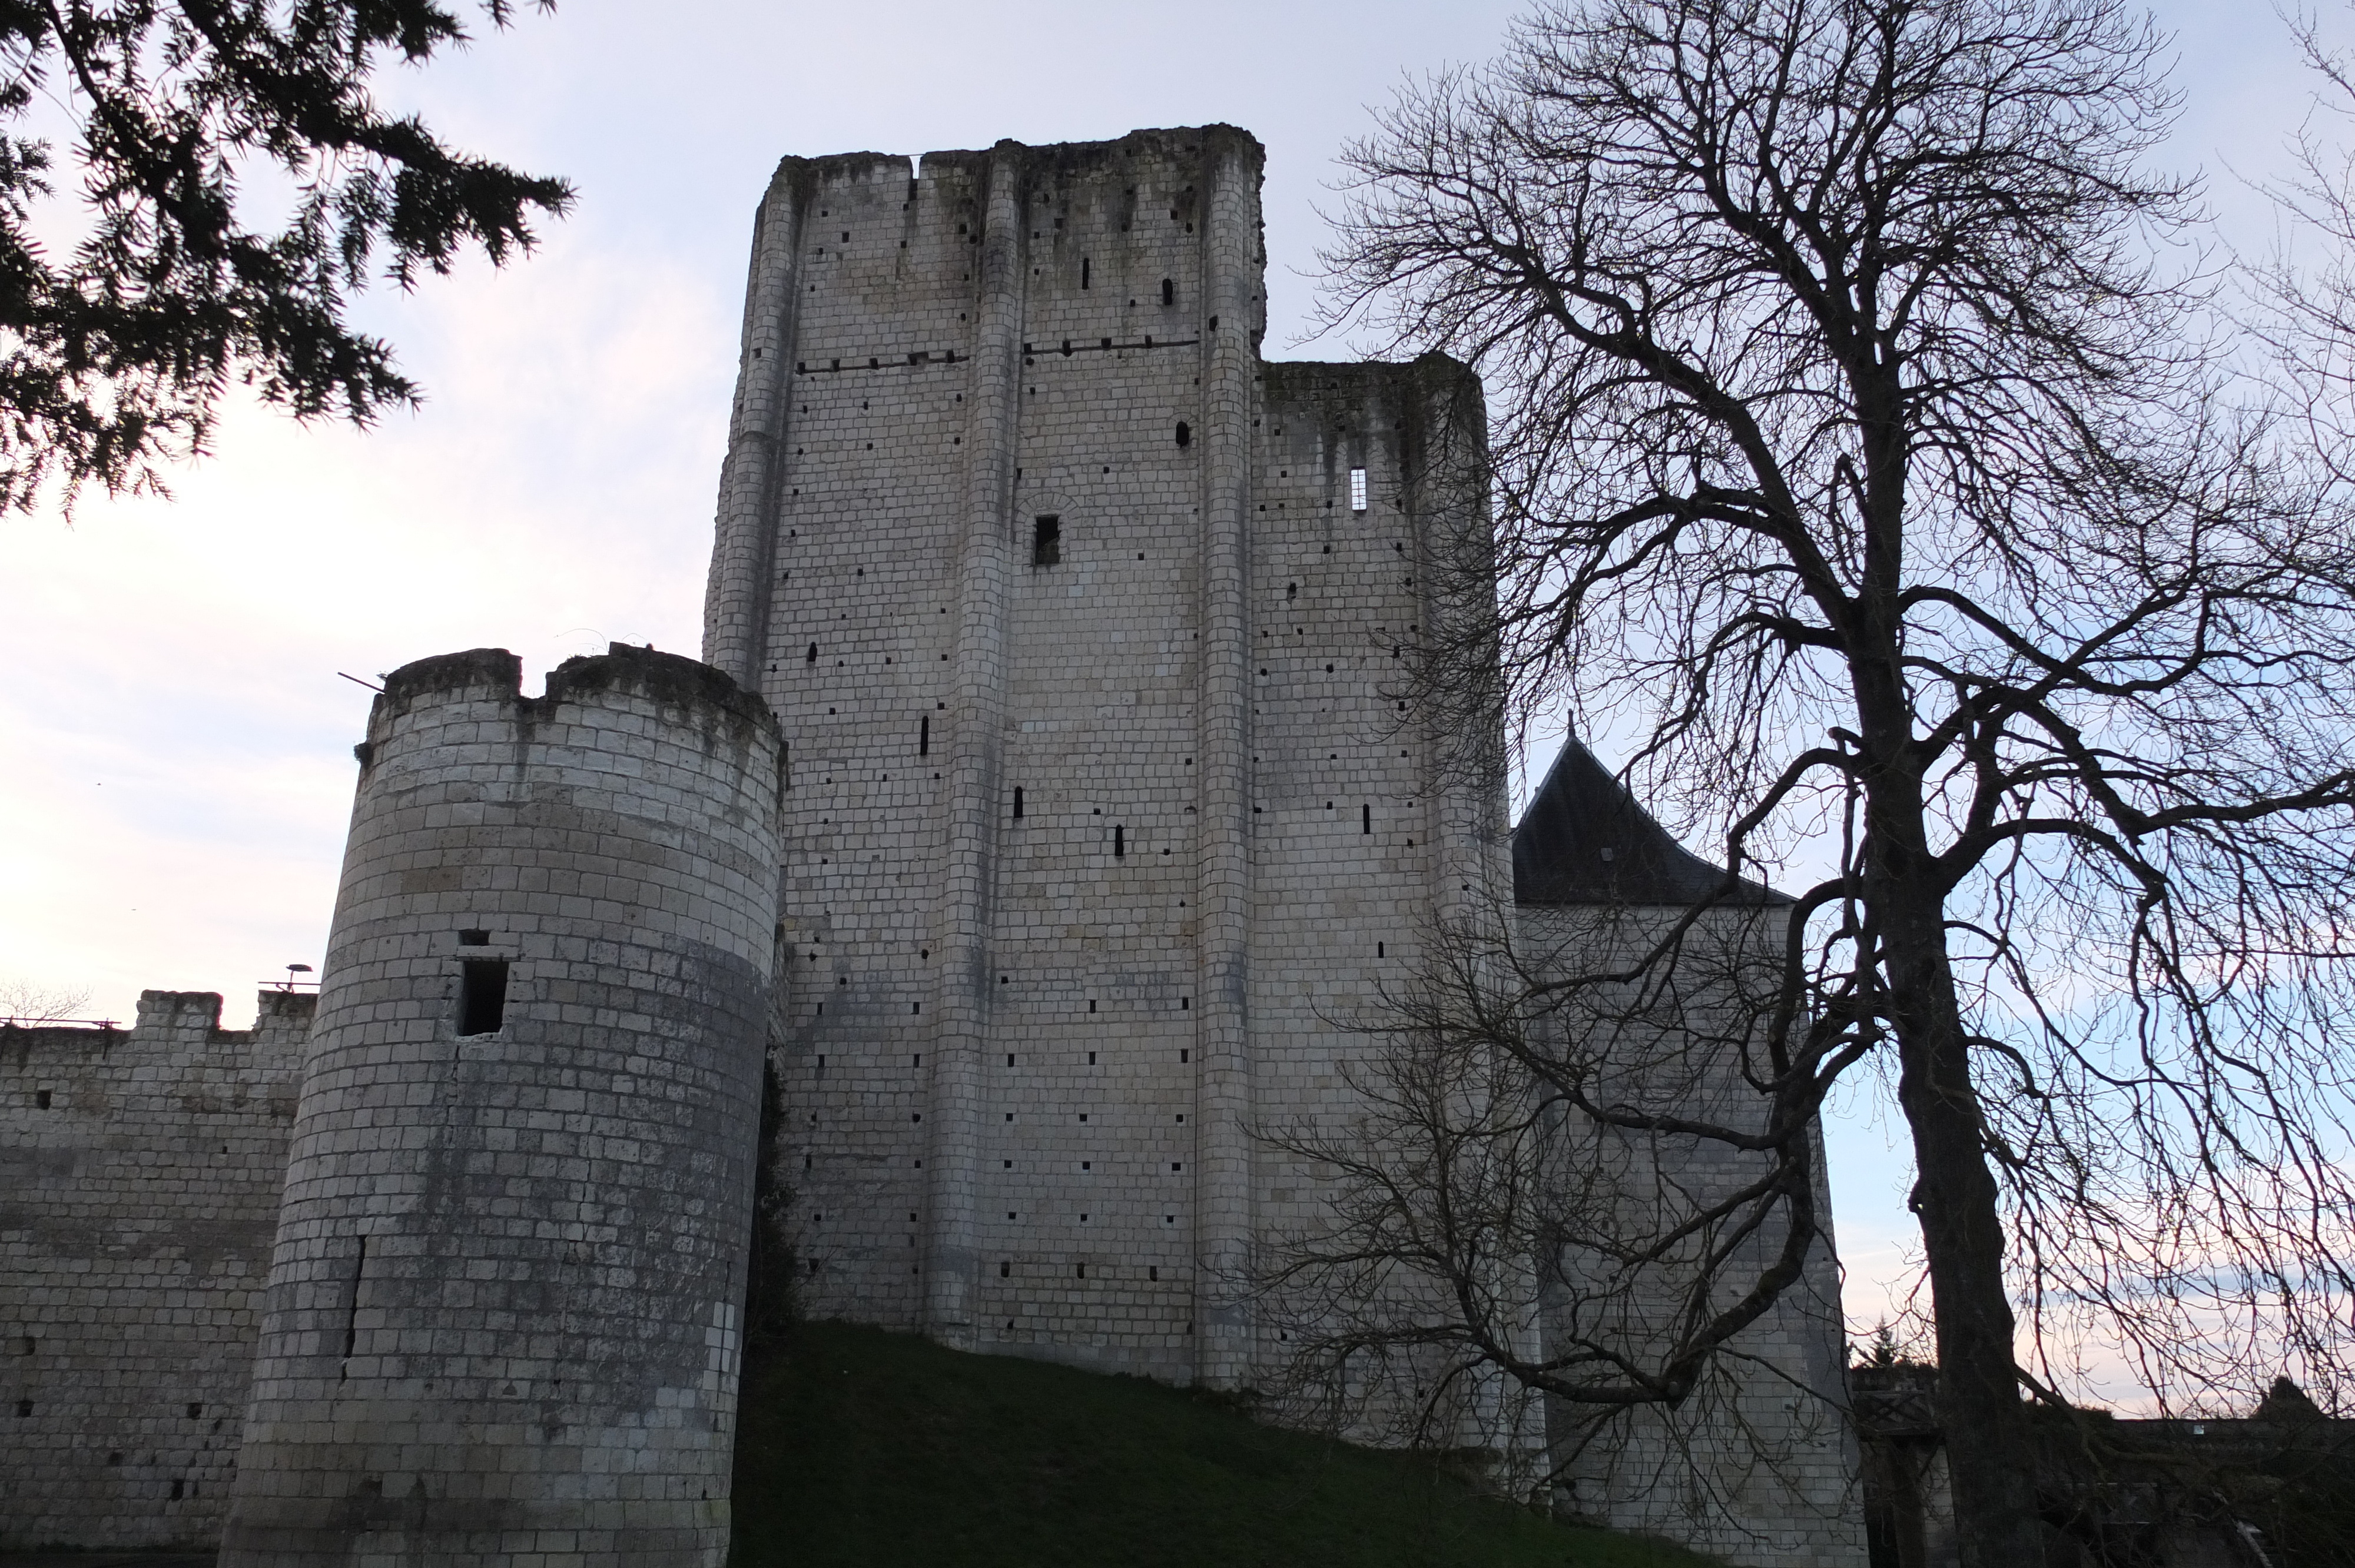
(0, 988, 311, 1549)
(221, 646, 784, 1568)
(1520, 903, 1865, 1567)
(709, 128, 1507, 1391)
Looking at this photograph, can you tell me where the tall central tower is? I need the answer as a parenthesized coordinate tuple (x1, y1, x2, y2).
(704, 127, 1501, 1389)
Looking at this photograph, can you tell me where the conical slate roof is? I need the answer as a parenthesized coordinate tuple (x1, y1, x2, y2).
(1512, 739, 1785, 907)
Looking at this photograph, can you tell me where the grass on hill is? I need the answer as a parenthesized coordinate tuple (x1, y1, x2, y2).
(728, 1320, 1719, 1568)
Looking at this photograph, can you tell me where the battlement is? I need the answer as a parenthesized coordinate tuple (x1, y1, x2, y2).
(375, 641, 781, 735)
(1, 986, 306, 1550)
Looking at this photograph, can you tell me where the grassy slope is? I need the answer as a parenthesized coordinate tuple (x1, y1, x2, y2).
(730, 1321, 1716, 1568)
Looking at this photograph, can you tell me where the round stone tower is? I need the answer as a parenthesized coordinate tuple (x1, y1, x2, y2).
(221, 645, 784, 1568)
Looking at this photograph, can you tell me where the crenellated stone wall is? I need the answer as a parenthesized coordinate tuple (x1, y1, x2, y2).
(0, 988, 310, 1550)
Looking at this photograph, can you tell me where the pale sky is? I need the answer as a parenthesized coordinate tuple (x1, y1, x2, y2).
(0, 0, 2330, 1405)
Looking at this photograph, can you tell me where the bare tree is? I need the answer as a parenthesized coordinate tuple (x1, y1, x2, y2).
(0, 978, 94, 1024)
(1293, 1, 2355, 1563)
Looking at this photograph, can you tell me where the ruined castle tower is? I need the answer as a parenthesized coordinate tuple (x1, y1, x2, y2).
(704, 125, 1505, 1388)
(219, 646, 783, 1567)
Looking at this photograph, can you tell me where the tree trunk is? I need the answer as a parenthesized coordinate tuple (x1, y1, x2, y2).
(1880, 859, 2045, 1567)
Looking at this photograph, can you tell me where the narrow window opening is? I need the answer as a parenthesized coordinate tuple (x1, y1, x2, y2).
(805, 643, 818, 664)
(1181, 996, 1189, 1010)
(459, 961, 509, 1036)
(459, 928, 489, 946)
(1001, 1262, 1011, 1277)
(1113, 825, 1125, 858)
(1076, 1264, 1086, 1278)
(1378, 942, 1387, 958)
(1349, 467, 1369, 512)
(35, 1090, 50, 1109)
(919, 716, 930, 756)
(1013, 786, 1025, 820)
(340, 1236, 368, 1377)
(1150, 1265, 1159, 1281)
(1081, 257, 1091, 288)
(1175, 420, 1190, 449)
(170, 1479, 185, 1500)
(1161, 277, 1175, 305)
(1181, 1048, 1189, 1062)
(1031, 515, 1062, 567)
(1088, 1051, 1097, 1065)
(1362, 804, 1372, 835)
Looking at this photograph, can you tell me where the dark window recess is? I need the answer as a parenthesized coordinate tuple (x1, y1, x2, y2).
(1076, 1264, 1086, 1279)
(1150, 1266, 1159, 1281)
(14, 1400, 29, 1417)
(187, 1402, 203, 1418)
(340, 1235, 368, 1377)
(1001, 1261, 1011, 1277)
(1175, 420, 1190, 448)
(1362, 805, 1372, 835)
(1113, 825, 1125, 858)
(1162, 277, 1175, 305)
(1013, 787, 1025, 820)
(919, 716, 930, 756)
(1032, 515, 1062, 567)
(1081, 257, 1091, 288)
(459, 961, 509, 1036)
(170, 1479, 185, 1500)
(1088, 1051, 1097, 1065)
(1181, 1048, 1189, 1062)
(459, 928, 489, 946)
(1378, 942, 1387, 958)
(35, 1090, 50, 1109)
(806, 643, 818, 664)
(16, 1337, 31, 1356)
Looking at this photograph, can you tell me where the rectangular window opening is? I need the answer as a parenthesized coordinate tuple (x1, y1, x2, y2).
(1362, 804, 1372, 835)
(459, 960, 509, 1037)
(1349, 467, 1369, 513)
(1113, 824, 1125, 858)
(1031, 515, 1062, 567)
(1013, 786, 1025, 820)
(919, 715, 930, 756)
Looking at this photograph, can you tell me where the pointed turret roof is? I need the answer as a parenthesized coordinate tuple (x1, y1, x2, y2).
(1511, 738, 1785, 907)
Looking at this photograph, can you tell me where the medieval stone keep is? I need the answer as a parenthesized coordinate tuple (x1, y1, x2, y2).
(0, 126, 1862, 1566)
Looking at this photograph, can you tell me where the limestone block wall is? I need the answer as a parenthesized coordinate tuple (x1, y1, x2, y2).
(220, 645, 784, 1568)
(0, 988, 310, 1549)
(709, 127, 1505, 1391)
(1518, 902, 1864, 1567)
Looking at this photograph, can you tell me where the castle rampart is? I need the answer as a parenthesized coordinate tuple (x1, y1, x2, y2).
(219, 644, 784, 1567)
(0, 988, 311, 1549)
